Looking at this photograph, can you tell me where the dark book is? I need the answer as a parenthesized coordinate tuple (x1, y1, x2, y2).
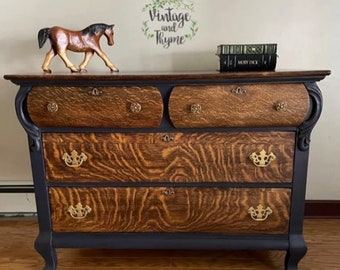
(217, 43, 277, 55)
(218, 54, 277, 72)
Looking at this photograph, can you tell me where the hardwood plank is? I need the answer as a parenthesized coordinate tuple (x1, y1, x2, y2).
(1, 219, 339, 269)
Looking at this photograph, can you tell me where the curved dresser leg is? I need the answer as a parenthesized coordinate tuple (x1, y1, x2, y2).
(35, 233, 57, 270)
(284, 234, 307, 270)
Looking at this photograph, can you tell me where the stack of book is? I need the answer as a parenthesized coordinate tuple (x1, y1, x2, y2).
(216, 43, 277, 72)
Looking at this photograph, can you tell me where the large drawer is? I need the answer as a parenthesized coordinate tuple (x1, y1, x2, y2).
(169, 83, 310, 128)
(50, 187, 291, 234)
(27, 86, 163, 128)
(43, 131, 294, 183)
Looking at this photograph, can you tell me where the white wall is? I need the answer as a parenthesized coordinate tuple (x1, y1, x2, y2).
(0, 0, 339, 212)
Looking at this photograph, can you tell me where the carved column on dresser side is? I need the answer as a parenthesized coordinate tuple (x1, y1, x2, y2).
(15, 85, 57, 270)
(285, 81, 323, 270)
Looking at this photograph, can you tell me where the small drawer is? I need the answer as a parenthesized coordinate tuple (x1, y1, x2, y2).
(169, 83, 310, 128)
(50, 187, 290, 234)
(42, 131, 294, 183)
(27, 86, 163, 128)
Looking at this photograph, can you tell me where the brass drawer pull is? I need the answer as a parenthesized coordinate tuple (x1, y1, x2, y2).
(47, 102, 58, 112)
(62, 150, 87, 167)
(249, 150, 276, 167)
(275, 101, 288, 111)
(232, 86, 246, 95)
(88, 87, 102, 96)
(68, 203, 92, 219)
(248, 204, 273, 221)
(161, 134, 174, 142)
(190, 104, 202, 114)
(130, 102, 142, 113)
(162, 188, 175, 196)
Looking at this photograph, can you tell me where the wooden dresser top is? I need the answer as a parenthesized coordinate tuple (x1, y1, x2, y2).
(4, 70, 331, 85)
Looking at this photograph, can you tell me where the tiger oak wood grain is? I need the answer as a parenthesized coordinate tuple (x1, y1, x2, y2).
(169, 84, 310, 128)
(43, 131, 294, 182)
(27, 86, 163, 128)
(49, 187, 291, 233)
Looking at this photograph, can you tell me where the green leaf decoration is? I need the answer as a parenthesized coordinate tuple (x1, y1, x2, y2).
(142, 0, 195, 12)
(142, 20, 154, 39)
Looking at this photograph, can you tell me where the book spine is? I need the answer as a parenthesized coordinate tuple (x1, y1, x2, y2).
(219, 54, 277, 71)
(217, 44, 277, 55)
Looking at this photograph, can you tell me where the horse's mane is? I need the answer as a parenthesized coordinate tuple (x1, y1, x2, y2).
(82, 23, 109, 36)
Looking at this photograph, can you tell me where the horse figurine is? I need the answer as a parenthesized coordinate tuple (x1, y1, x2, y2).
(38, 23, 119, 73)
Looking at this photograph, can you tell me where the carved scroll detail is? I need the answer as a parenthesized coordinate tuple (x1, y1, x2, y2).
(15, 86, 41, 151)
(298, 82, 323, 151)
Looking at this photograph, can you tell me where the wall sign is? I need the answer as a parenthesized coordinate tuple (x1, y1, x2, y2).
(142, 0, 198, 49)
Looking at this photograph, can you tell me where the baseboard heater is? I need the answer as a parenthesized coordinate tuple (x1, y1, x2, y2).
(0, 185, 34, 193)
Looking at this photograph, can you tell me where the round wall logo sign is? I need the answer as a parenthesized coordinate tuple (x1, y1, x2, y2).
(142, 0, 199, 49)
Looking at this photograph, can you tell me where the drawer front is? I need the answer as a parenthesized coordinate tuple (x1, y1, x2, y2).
(27, 86, 163, 128)
(169, 83, 309, 128)
(43, 131, 294, 183)
(50, 187, 291, 234)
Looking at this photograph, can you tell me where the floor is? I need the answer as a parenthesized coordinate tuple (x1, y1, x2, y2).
(0, 219, 339, 269)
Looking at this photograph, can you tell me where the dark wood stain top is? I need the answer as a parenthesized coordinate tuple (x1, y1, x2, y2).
(4, 70, 331, 85)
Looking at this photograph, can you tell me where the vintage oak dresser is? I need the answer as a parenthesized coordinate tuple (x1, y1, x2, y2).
(4, 70, 330, 270)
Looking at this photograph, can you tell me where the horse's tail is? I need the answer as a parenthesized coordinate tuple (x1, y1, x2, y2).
(38, 28, 50, 48)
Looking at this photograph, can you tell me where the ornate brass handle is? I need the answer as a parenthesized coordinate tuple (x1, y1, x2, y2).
(161, 134, 174, 142)
(130, 102, 142, 113)
(232, 86, 246, 95)
(249, 150, 276, 167)
(162, 188, 175, 196)
(88, 87, 102, 96)
(68, 203, 92, 219)
(62, 150, 87, 167)
(47, 102, 58, 112)
(248, 204, 273, 221)
(275, 101, 288, 111)
(190, 104, 202, 114)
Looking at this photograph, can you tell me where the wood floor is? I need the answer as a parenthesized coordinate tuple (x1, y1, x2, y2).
(0, 219, 339, 270)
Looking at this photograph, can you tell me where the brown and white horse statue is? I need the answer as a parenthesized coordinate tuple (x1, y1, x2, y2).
(38, 23, 119, 73)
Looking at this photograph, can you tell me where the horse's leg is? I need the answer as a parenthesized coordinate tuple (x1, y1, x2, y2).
(95, 49, 119, 72)
(57, 50, 80, 73)
(79, 51, 94, 72)
(41, 49, 56, 73)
